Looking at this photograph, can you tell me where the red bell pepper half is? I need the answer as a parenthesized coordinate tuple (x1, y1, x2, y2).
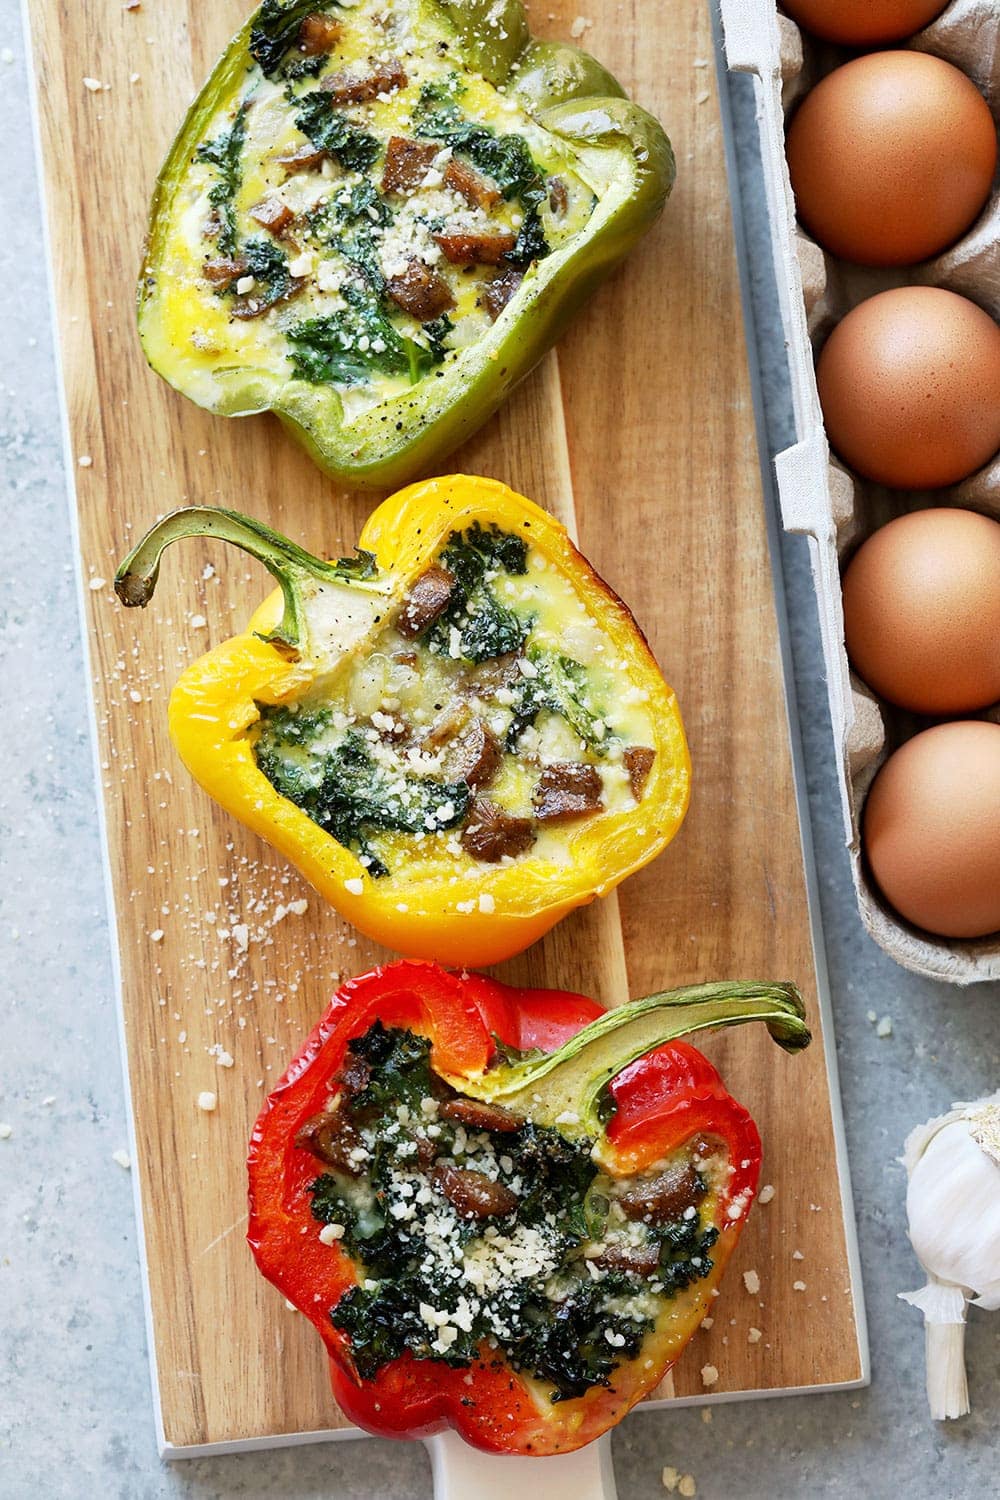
(248, 960, 809, 1456)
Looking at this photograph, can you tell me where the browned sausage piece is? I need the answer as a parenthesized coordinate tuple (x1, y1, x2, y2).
(548, 176, 569, 215)
(202, 255, 248, 288)
(295, 1109, 365, 1174)
(422, 702, 471, 751)
(275, 141, 329, 175)
(533, 762, 603, 822)
(592, 1243, 661, 1277)
(623, 746, 656, 800)
(468, 650, 522, 694)
(381, 135, 438, 195)
(386, 259, 456, 322)
(481, 268, 523, 321)
(433, 231, 516, 266)
(461, 798, 536, 862)
(396, 564, 457, 639)
(416, 1136, 438, 1170)
(616, 1163, 705, 1225)
(444, 156, 501, 210)
(249, 194, 294, 237)
(338, 1052, 372, 1097)
(440, 1098, 523, 1134)
(322, 57, 407, 104)
(298, 13, 343, 53)
(446, 718, 502, 791)
(433, 1164, 518, 1218)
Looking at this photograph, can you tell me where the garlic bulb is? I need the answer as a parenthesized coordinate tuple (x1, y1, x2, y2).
(899, 1092, 1000, 1420)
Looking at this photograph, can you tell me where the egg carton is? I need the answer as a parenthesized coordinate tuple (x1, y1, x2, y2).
(718, 0, 1000, 983)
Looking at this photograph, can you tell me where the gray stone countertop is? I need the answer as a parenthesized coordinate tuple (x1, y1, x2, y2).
(1, 6, 998, 1497)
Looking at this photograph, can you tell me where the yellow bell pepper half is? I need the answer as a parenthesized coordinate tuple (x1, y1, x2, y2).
(115, 476, 690, 965)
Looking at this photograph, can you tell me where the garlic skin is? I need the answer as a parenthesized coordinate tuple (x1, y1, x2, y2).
(899, 1093, 1000, 1420)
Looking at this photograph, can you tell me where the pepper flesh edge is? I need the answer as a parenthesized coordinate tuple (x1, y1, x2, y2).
(166, 475, 691, 967)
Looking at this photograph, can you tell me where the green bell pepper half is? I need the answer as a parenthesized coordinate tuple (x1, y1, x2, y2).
(137, 0, 675, 489)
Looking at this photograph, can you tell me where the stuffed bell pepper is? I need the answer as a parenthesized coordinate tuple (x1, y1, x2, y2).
(138, 0, 674, 487)
(115, 476, 690, 965)
(248, 959, 810, 1454)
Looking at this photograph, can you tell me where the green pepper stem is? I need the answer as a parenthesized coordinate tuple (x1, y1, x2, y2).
(114, 506, 377, 650)
(470, 981, 810, 1135)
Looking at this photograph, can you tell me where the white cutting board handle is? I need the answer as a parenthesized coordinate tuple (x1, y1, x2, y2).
(426, 1430, 617, 1500)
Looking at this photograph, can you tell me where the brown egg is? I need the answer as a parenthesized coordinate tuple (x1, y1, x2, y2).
(817, 287, 1000, 489)
(864, 721, 1000, 938)
(843, 509, 1000, 714)
(786, 52, 996, 266)
(781, 0, 948, 45)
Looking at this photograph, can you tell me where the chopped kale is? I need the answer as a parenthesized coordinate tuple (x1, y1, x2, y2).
(250, 0, 325, 78)
(508, 1272, 649, 1400)
(439, 522, 529, 589)
(424, 523, 530, 663)
(648, 1211, 719, 1297)
(341, 180, 393, 227)
(421, 313, 454, 363)
(334, 1279, 475, 1377)
(507, 1122, 597, 1239)
(294, 89, 380, 172)
(345, 1023, 443, 1116)
(282, 52, 329, 81)
(287, 283, 431, 386)
(240, 237, 292, 309)
(306, 181, 394, 293)
(505, 203, 550, 269)
(414, 81, 545, 206)
(196, 101, 248, 255)
(309, 1174, 411, 1279)
(253, 719, 470, 874)
(454, 594, 526, 664)
(507, 648, 613, 755)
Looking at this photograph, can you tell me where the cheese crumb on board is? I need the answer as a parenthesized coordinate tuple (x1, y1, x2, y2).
(700, 1363, 719, 1387)
(742, 1268, 760, 1295)
(112, 1149, 131, 1170)
(0, 1123, 12, 1140)
(793, 1280, 807, 1292)
(748, 1326, 762, 1344)
(757, 1183, 775, 1204)
(197, 1091, 217, 1112)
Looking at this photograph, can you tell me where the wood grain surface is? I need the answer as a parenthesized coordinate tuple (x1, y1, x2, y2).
(27, 0, 864, 1452)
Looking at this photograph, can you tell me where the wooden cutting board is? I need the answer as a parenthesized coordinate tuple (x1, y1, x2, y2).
(27, 0, 866, 1456)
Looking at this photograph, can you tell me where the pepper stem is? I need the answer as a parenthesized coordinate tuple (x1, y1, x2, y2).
(114, 506, 377, 650)
(467, 981, 810, 1134)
